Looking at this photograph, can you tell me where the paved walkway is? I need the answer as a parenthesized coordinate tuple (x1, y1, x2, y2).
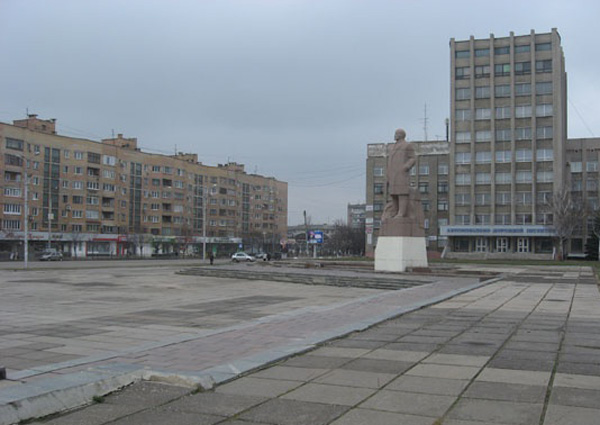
(10, 265, 598, 425)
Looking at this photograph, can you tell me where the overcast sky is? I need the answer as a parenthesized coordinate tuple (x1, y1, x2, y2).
(2, 0, 599, 225)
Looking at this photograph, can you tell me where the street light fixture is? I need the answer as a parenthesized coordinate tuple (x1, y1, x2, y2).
(202, 183, 216, 260)
(13, 153, 29, 269)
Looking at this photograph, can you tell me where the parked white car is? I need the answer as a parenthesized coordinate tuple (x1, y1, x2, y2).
(231, 252, 255, 262)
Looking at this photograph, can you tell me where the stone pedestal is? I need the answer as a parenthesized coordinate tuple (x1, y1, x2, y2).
(375, 236, 428, 272)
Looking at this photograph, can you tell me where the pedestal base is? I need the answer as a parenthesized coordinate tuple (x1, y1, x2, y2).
(374, 236, 428, 272)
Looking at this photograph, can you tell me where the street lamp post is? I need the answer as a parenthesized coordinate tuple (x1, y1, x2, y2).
(202, 185, 207, 260)
(23, 165, 29, 269)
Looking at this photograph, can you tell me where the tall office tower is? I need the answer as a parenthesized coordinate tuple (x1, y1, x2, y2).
(445, 29, 567, 257)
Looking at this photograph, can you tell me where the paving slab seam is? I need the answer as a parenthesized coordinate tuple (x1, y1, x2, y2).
(538, 277, 578, 425)
(423, 279, 561, 425)
(0, 276, 499, 424)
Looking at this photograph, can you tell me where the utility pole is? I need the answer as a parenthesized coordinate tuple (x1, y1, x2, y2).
(47, 185, 52, 250)
(303, 210, 309, 257)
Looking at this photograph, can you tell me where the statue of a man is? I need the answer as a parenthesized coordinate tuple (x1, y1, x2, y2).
(383, 128, 416, 219)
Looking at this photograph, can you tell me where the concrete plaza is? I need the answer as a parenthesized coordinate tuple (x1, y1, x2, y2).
(0, 261, 599, 424)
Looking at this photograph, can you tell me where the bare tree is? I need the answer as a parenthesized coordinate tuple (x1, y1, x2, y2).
(546, 189, 587, 260)
(326, 220, 365, 257)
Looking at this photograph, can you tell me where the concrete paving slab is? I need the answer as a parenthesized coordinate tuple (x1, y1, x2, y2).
(237, 398, 349, 425)
(313, 369, 396, 389)
(280, 382, 376, 406)
(163, 392, 267, 417)
(463, 381, 547, 403)
(406, 363, 481, 380)
(251, 366, 330, 382)
(476, 368, 551, 387)
(339, 358, 413, 374)
(543, 404, 600, 425)
(448, 398, 544, 424)
(362, 348, 429, 363)
(422, 353, 490, 367)
(552, 373, 600, 390)
(329, 408, 437, 425)
(549, 387, 600, 409)
(386, 375, 470, 396)
(215, 377, 303, 398)
(360, 389, 457, 417)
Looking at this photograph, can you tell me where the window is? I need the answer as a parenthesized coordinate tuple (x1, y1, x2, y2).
(87, 152, 101, 163)
(537, 171, 554, 182)
(475, 193, 491, 205)
(572, 178, 582, 191)
(73, 166, 82, 175)
(536, 126, 553, 139)
(496, 128, 511, 141)
(164, 166, 173, 174)
(102, 155, 116, 166)
(373, 167, 384, 177)
(455, 132, 471, 143)
(515, 127, 532, 140)
(6, 138, 24, 150)
(3, 204, 21, 215)
(455, 173, 471, 185)
(536, 104, 553, 117)
(495, 172, 511, 184)
(455, 215, 471, 225)
(515, 83, 532, 96)
(374, 183, 384, 194)
(495, 84, 511, 97)
(421, 201, 430, 212)
(536, 60, 552, 73)
(587, 178, 598, 191)
(4, 187, 21, 197)
(515, 62, 531, 75)
(536, 81, 552, 95)
(516, 171, 532, 183)
(62, 180, 69, 189)
(2, 220, 20, 230)
(475, 173, 491, 184)
(495, 107, 511, 120)
(438, 163, 449, 175)
(87, 181, 99, 190)
(86, 196, 99, 205)
(438, 181, 449, 193)
(587, 161, 598, 172)
(474, 48, 490, 57)
(418, 182, 429, 194)
(455, 152, 471, 164)
(152, 165, 161, 172)
(475, 108, 491, 120)
(516, 149, 532, 162)
(456, 88, 471, 100)
(515, 105, 532, 118)
(86, 210, 100, 219)
(103, 183, 116, 191)
(536, 148, 553, 162)
(496, 192, 511, 205)
(475, 65, 490, 78)
(515, 44, 530, 54)
(456, 66, 471, 79)
(475, 86, 490, 99)
(537, 191, 551, 205)
(475, 130, 491, 142)
(455, 193, 471, 206)
(475, 151, 492, 164)
(536, 42, 551, 51)
(456, 50, 470, 58)
(5, 154, 23, 166)
(494, 64, 510, 77)
(475, 215, 491, 225)
(72, 210, 83, 218)
(515, 192, 532, 205)
(418, 164, 429, 175)
(456, 109, 471, 121)
(495, 46, 510, 55)
(438, 200, 449, 211)
(570, 162, 582, 173)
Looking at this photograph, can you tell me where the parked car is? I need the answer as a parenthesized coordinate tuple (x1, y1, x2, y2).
(231, 252, 255, 262)
(39, 249, 63, 261)
(254, 253, 268, 261)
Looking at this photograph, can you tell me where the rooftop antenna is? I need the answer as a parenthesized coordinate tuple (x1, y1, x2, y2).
(111, 129, 115, 138)
(421, 103, 429, 142)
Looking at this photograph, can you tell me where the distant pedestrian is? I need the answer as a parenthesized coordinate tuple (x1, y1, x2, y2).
(266, 253, 271, 261)
(209, 253, 214, 265)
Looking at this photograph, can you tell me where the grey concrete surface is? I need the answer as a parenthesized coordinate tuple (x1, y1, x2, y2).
(3, 263, 599, 425)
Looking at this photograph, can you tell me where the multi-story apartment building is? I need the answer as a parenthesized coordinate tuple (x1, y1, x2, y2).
(347, 203, 366, 229)
(365, 141, 450, 257)
(0, 115, 287, 259)
(366, 29, 600, 259)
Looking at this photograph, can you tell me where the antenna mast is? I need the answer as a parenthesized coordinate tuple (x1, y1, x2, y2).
(422, 103, 429, 142)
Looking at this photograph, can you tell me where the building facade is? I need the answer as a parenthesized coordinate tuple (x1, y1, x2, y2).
(365, 141, 450, 257)
(366, 29, 600, 259)
(347, 203, 366, 229)
(0, 115, 287, 259)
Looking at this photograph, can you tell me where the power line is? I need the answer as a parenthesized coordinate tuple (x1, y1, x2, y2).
(569, 98, 596, 137)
